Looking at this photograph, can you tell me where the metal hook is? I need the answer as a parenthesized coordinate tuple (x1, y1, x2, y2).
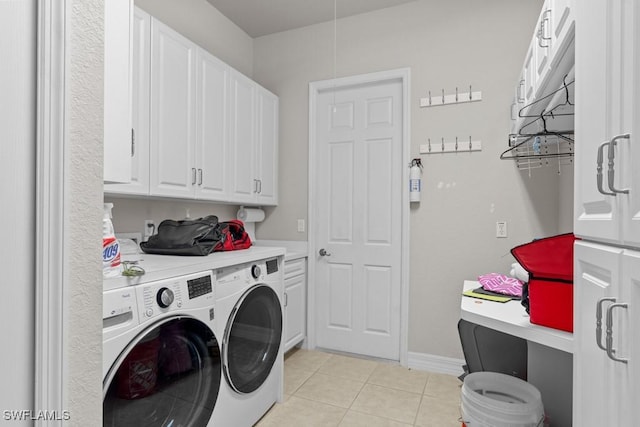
(455, 87, 458, 102)
(442, 89, 445, 104)
(428, 138, 432, 152)
(455, 136, 458, 151)
(469, 85, 472, 100)
(469, 136, 472, 151)
(441, 137, 444, 151)
(428, 90, 432, 105)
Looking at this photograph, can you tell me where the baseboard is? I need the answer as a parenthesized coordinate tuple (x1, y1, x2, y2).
(408, 351, 465, 377)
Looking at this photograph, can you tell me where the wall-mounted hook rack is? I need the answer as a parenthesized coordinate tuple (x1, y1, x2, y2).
(420, 136, 482, 154)
(420, 85, 482, 108)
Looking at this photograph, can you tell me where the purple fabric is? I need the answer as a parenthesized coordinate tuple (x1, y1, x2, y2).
(478, 273, 524, 297)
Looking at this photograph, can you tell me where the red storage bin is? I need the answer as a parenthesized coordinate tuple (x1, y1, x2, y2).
(511, 233, 577, 332)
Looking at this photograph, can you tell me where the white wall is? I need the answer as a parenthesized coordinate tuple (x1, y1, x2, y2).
(252, 0, 572, 359)
(106, 197, 239, 237)
(135, 0, 254, 77)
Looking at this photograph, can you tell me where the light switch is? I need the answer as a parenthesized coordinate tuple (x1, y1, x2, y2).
(496, 221, 507, 238)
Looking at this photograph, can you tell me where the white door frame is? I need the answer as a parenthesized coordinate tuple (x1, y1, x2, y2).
(307, 68, 411, 366)
(35, 0, 67, 422)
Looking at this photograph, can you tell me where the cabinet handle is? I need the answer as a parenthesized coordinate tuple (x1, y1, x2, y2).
(596, 297, 616, 351)
(253, 179, 259, 193)
(607, 133, 630, 195)
(605, 302, 629, 364)
(131, 128, 135, 157)
(198, 168, 203, 185)
(192, 168, 197, 185)
(284, 292, 288, 307)
(537, 10, 551, 48)
(517, 80, 525, 102)
(510, 102, 517, 120)
(597, 141, 616, 196)
(258, 179, 262, 194)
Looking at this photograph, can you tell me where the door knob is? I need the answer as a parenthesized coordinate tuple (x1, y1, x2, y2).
(319, 248, 331, 257)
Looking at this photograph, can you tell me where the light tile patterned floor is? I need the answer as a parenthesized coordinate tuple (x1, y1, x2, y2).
(256, 349, 462, 427)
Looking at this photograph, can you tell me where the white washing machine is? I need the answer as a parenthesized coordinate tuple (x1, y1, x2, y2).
(103, 271, 222, 427)
(210, 256, 285, 427)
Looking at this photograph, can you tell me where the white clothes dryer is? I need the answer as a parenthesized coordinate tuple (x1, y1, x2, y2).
(210, 256, 284, 427)
(103, 271, 222, 427)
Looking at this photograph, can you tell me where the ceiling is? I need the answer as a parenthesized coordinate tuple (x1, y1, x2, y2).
(205, 0, 418, 38)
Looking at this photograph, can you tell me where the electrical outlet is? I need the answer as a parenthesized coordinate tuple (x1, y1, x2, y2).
(144, 220, 155, 239)
(297, 219, 305, 233)
(496, 221, 508, 238)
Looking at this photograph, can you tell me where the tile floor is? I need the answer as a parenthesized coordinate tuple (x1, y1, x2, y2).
(256, 349, 462, 427)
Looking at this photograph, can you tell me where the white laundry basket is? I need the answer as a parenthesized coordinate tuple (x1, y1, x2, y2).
(460, 372, 545, 427)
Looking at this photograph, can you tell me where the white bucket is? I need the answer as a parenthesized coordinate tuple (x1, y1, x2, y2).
(460, 372, 545, 427)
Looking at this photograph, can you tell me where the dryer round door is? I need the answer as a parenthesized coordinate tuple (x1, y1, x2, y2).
(223, 284, 282, 394)
(103, 317, 221, 427)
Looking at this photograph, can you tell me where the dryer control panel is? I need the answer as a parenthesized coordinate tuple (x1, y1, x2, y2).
(136, 271, 215, 322)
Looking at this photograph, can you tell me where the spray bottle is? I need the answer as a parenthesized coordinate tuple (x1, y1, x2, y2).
(103, 203, 122, 278)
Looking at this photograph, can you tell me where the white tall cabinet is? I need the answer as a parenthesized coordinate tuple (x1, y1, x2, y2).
(573, 0, 639, 425)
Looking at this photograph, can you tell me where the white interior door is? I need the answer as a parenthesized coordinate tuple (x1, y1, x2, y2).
(314, 77, 403, 360)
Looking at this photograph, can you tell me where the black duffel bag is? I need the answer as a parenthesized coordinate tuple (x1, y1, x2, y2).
(140, 215, 223, 256)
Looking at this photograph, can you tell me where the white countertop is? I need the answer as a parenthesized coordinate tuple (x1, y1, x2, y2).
(460, 280, 573, 354)
(254, 240, 308, 261)
(104, 246, 286, 291)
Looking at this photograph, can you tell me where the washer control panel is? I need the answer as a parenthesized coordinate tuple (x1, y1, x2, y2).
(136, 271, 214, 322)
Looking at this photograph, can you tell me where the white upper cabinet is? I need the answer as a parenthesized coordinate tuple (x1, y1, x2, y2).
(574, 0, 640, 247)
(105, 10, 278, 206)
(511, 0, 574, 133)
(228, 70, 257, 204)
(104, 0, 133, 184)
(533, 0, 551, 93)
(105, 7, 150, 195)
(195, 50, 230, 201)
(549, 0, 575, 62)
(149, 18, 197, 198)
(228, 72, 279, 206)
(256, 86, 279, 206)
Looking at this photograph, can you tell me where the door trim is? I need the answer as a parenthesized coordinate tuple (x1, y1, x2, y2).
(35, 0, 67, 422)
(307, 68, 411, 365)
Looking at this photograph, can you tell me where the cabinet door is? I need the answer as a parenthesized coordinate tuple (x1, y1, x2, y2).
(228, 70, 257, 204)
(284, 273, 306, 352)
(149, 19, 196, 198)
(621, 249, 639, 426)
(574, 241, 626, 427)
(574, 0, 623, 243)
(624, 0, 640, 247)
(550, 0, 574, 62)
(522, 39, 536, 110)
(256, 87, 279, 206)
(105, 7, 150, 195)
(104, 0, 133, 184)
(534, 1, 551, 96)
(195, 50, 229, 201)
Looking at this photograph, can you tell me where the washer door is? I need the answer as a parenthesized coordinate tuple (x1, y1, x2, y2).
(103, 317, 221, 427)
(223, 284, 282, 394)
